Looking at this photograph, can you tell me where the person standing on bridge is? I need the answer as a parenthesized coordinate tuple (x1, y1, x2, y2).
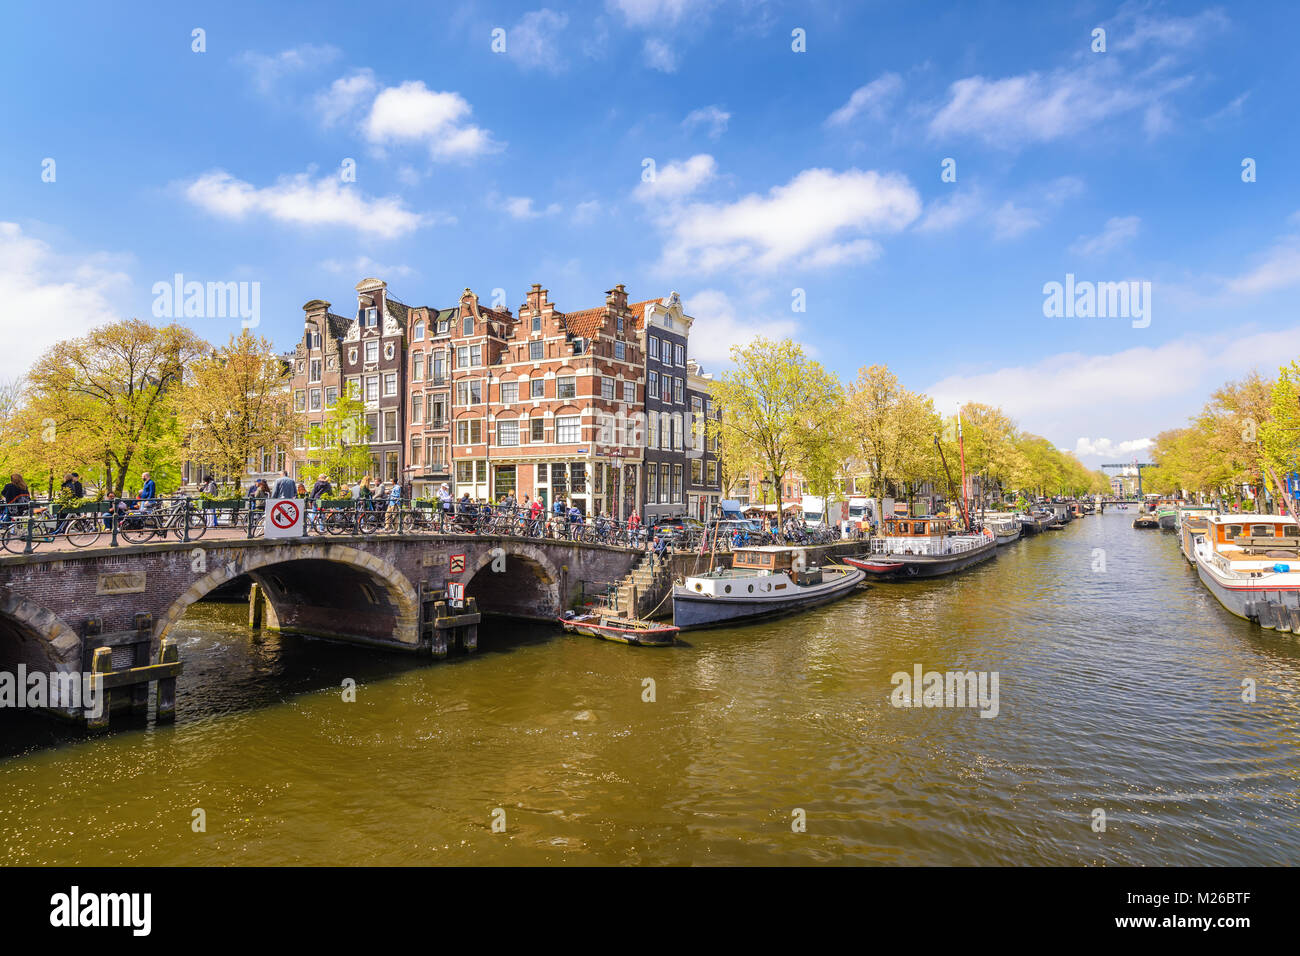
(138, 472, 157, 512)
(272, 471, 297, 499)
(384, 480, 403, 530)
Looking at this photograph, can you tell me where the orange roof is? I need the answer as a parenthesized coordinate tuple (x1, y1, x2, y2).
(562, 307, 606, 339)
(628, 298, 657, 329)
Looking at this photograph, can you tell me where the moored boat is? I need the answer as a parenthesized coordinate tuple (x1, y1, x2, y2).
(672, 546, 865, 629)
(1176, 504, 1217, 563)
(1193, 514, 1300, 630)
(844, 515, 997, 580)
(1133, 511, 1159, 529)
(1155, 499, 1180, 531)
(558, 611, 679, 645)
(985, 512, 1023, 545)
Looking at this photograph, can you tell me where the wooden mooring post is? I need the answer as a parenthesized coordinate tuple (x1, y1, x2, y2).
(81, 613, 183, 731)
(419, 583, 481, 658)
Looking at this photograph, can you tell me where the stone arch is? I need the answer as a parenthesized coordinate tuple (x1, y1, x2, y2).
(0, 590, 83, 674)
(157, 544, 420, 649)
(463, 542, 564, 619)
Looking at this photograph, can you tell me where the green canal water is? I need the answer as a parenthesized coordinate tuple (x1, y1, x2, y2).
(1, 511, 1297, 865)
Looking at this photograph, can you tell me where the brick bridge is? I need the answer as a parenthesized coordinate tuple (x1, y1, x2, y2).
(0, 534, 643, 685)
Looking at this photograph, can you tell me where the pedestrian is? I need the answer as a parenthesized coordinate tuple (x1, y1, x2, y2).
(653, 531, 669, 569)
(272, 470, 297, 499)
(138, 471, 157, 511)
(309, 474, 332, 501)
(200, 474, 220, 526)
(384, 480, 403, 530)
(2, 473, 29, 504)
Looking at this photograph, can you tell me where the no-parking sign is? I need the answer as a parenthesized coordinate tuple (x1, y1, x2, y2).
(266, 499, 305, 538)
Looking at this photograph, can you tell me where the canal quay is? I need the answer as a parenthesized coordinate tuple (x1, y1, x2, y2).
(1, 510, 1296, 866)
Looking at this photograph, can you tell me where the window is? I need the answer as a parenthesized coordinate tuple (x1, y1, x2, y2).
(556, 415, 581, 443)
(672, 414, 682, 451)
(500, 381, 518, 404)
(616, 315, 624, 334)
(463, 315, 473, 336)
(707, 462, 717, 486)
(648, 371, 659, 399)
(529, 340, 543, 361)
(383, 373, 397, 396)
(456, 420, 483, 445)
(674, 378, 684, 404)
(414, 319, 424, 341)
(558, 376, 576, 399)
(437, 316, 449, 334)
(615, 341, 626, 361)
(413, 353, 424, 381)
(659, 464, 670, 503)
(411, 395, 423, 423)
(456, 346, 469, 369)
(647, 411, 658, 449)
(309, 388, 322, 411)
(410, 437, 421, 464)
(456, 381, 468, 406)
(673, 464, 683, 501)
(308, 359, 321, 383)
(293, 390, 306, 412)
(365, 375, 379, 402)
(456, 461, 475, 484)
(364, 341, 378, 363)
(497, 421, 519, 446)
(571, 463, 586, 493)
(692, 460, 703, 484)
(531, 378, 545, 398)
(383, 410, 398, 443)
(531, 418, 545, 442)
(470, 380, 482, 403)
(531, 314, 541, 332)
(365, 307, 377, 326)
(346, 377, 361, 400)
(675, 343, 685, 366)
(325, 386, 338, 408)
(429, 395, 446, 426)
(649, 336, 659, 360)
(365, 413, 379, 443)
(623, 381, 635, 403)
(432, 353, 446, 383)
(470, 344, 481, 367)
(648, 467, 658, 503)
(602, 378, 614, 400)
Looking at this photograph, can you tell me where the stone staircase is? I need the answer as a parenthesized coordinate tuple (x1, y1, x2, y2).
(613, 552, 674, 619)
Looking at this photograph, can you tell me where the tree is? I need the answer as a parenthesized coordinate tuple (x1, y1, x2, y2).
(1261, 359, 1300, 499)
(710, 338, 845, 527)
(305, 392, 370, 486)
(23, 319, 207, 496)
(846, 364, 940, 502)
(178, 330, 292, 491)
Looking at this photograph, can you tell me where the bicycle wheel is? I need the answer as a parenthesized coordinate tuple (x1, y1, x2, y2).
(64, 515, 102, 548)
(118, 515, 160, 545)
(1, 522, 30, 553)
(176, 510, 208, 541)
(358, 511, 381, 534)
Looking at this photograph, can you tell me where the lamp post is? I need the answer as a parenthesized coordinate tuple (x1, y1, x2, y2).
(760, 475, 773, 531)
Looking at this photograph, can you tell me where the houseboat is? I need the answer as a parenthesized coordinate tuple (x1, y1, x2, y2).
(985, 512, 1023, 545)
(671, 545, 865, 629)
(843, 515, 997, 580)
(1192, 514, 1300, 631)
(1155, 499, 1181, 531)
(1019, 510, 1054, 536)
(1176, 504, 1217, 564)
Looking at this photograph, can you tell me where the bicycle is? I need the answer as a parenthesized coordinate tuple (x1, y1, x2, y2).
(1, 504, 103, 553)
(116, 499, 208, 545)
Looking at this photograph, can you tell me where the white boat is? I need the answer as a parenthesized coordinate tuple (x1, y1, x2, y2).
(1176, 504, 1217, 564)
(1192, 514, 1300, 631)
(845, 515, 997, 579)
(984, 513, 1022, 546)
(672, 546, 864, 629)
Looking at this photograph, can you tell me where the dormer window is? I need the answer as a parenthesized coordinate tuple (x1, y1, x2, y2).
(413, 319, 425, 341)
(463, 315, 474, 336)
(364, 307, 378, 326)
(531, 314, 541, 333)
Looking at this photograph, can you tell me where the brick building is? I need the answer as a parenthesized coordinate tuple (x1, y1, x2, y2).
(289, 299, 351, 482)
(342, 278, 408, 486)
(403, 301, 458, 499)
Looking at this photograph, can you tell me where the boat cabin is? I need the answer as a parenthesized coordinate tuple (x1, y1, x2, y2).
(733, 546, 799, 572)
(1208, 515, 1300, 556)
(881, 516, 953, 537)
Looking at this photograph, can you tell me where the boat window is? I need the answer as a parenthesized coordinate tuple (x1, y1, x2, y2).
(1251, 524, 1274, 538)
(724, 585, 732, 594)
(1284, 526, 1300, 538)
(1224, 525, 1244, 540)
(898, 522, 909, 534)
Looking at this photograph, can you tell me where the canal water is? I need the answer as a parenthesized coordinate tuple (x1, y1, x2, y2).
(1, 511, 1297, 865)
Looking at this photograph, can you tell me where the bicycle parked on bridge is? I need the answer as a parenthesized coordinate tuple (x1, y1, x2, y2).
(116, 498, 208, 545)
(0, 502, 103, 553)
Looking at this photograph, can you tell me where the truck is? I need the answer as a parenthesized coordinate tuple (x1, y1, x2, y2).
(801, 495, 849, 530)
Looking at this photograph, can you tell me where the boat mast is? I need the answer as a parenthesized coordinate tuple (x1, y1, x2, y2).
(934, 435, 969, 531)
(957, 411, 971, 531)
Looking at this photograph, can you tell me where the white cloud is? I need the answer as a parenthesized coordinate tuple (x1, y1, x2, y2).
(643, 37, 678, 73)
(314, 69, 378, 127)
(572, 200, 603, 224)
(320, 256, 416, 279)
(1223, 239, 1300, 296)
(1112, 9, 1230, 52)
(926, 325, 1300, 464)
(656, 167, 921, 273)
(363, 81, 501, 160)
(498, 196, 563, 220)
(1069, 215, 1140, 257)
(238, 44, 339, 94)
(634, 154, 717, 202)
(0, 223, 131, 381)
(609, 0, 702, 27)
(506, 9, 568, 71)
(991, 201, 1039, 240)
(683, 105, 730, 140)
(826, 73, 903, 127)
(1072, 437, 1153, 459)
(915, 189, 983, 233)
(683, 289, 799, 366)
(182, 170, 431, 237)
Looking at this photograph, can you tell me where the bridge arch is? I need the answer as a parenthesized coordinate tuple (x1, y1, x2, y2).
(158, 544, 420, 649)
(463, 541, 563, 619)
(0, 590, 82, 674)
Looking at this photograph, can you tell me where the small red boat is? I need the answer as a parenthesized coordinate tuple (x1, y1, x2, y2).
(843, 555, 905, 575)
(558, 611, 679, 646)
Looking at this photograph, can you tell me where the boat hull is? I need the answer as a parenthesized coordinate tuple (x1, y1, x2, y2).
(843, 539, 996, 580)
(558, 615, 679, 646)
(1194, 560, 1300, 631)
(672, 567, 864, 629)
(1157, 512, 1178, 530)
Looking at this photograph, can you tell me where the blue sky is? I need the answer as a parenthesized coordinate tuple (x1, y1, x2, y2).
(3, 0, 1298, 468)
